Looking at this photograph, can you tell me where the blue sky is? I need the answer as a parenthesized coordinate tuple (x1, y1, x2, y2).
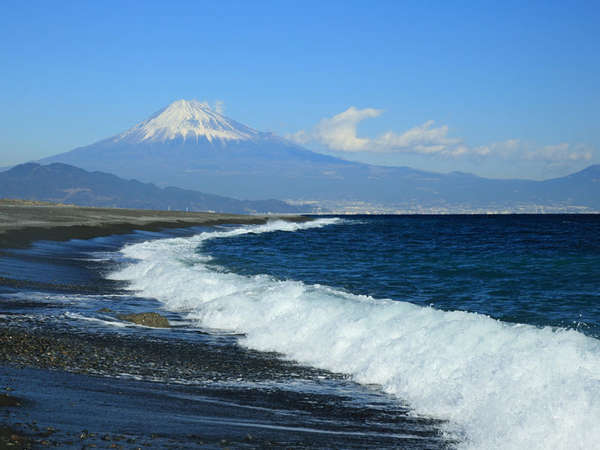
(1, 0, 598, 179)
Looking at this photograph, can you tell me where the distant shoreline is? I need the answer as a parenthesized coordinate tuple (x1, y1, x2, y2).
(0, 199, 309, 248)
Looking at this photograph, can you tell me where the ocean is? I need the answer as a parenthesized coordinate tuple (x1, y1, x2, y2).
(1, 214, 599, 448)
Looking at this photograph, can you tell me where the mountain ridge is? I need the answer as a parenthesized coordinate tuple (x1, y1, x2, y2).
(40, 100, 600, 211)
(0, 162, 312, 214)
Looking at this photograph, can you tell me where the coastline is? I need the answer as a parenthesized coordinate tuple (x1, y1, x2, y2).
(0, 319, 360, 449)
(0, 199, 309, 248)
(0, 201, 339, 449)
(0, 318, 444, 448)
(0, 204, 452, 448)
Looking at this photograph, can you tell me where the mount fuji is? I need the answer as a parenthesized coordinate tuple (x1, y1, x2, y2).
(42, 99, 349, 200)
(41, 99, 600, 211)
(114, 99, 260, 144)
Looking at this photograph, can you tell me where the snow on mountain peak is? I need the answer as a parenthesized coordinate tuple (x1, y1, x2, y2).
(115, 99, 259, 143)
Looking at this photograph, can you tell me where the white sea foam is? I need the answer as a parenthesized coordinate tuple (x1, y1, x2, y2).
(108, 219, 600, 449)
(65, 312, 129, 328)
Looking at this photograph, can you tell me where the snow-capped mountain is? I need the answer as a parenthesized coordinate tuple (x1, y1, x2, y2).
(114, 99, 260, 144)
(41, 99, 343, 199)
(40, 100, 600, 210)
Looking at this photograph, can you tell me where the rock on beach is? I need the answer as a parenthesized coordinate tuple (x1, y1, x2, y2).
(117, 312, 170, 328)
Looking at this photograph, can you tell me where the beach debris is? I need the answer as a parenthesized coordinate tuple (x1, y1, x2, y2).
(117, 312, 170, 328)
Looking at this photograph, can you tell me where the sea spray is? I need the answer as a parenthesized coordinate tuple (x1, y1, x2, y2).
(109, 219, 600, 449)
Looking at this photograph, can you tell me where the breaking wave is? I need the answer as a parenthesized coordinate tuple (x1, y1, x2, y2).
(109, 219, 600, 449)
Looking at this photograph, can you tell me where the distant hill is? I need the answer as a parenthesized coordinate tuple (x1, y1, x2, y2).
(40, 99, 599, 211)
(0, 163, 310, 214)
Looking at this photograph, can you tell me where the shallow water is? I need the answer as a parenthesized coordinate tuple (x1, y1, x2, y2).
(109, 215, 600, 449)
(2, 215, 599, 448)
(0, 222, 451, 448)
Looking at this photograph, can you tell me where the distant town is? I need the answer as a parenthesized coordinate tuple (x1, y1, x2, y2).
(288, 200, 599, 215)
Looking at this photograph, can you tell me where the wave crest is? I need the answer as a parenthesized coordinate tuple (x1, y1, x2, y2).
(109, 219, 600, 449)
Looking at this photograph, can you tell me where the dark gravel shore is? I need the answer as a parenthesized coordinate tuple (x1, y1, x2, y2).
(0, 203, 451, 448)
(0, 318, 334, 384)
(0, 318, 450, 449)
(0, 318, 333, 449)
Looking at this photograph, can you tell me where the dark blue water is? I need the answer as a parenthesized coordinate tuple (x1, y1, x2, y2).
(3, 214, 600, 449)
(203, 215, 600, 336)
(0, 222, 453, 448)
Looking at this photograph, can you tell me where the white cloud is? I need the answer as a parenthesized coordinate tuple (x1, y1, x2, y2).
(289, 107, 466, 156)
(374, 120, 462, 155)
(288, 107, 595, 164)
(312, 106, 382, 151)
(192, 100, 225, 114)
(213, 100, 225, 115)
(477, 139, 593, 162)
(534, 143, 592, 162)
(288, 129, 311, 145)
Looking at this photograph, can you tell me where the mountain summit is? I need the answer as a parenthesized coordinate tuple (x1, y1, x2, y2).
(42, 99, 340, 199)
(41, 101, 600, 211)
(114, 100, 260, 144)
